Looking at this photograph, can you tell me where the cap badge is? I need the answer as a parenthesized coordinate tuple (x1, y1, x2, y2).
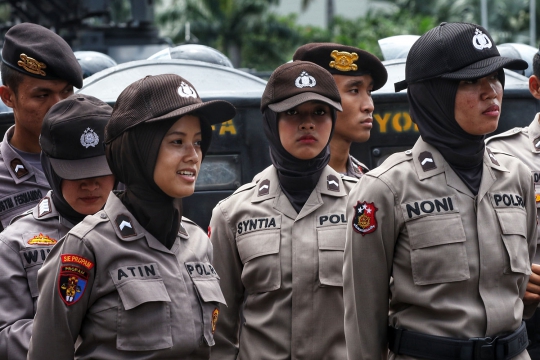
(80, 128, 99, 148)
(295, 71, 316, 88)
(329, 50, 358, 72)
(178, 81, 198, 99)
(10, 159, 28, 178)
(472, 28, 492, 50)
(17, 53, 47, 76)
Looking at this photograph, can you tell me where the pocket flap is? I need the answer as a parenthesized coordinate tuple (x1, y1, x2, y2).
(407, 214, 466, 249)
(237, 229, 280, 263)
(496, 209, 527, 237)
(192, 278, 226, 305)
(116, 279, 171, 310)
(318, 226, 346, 250)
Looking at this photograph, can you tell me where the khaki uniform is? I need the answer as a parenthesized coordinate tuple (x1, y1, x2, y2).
(28, 192, 225, 360)
(0, 192, 71, 360)
(209, 165, 357, 360)
(0, 126, 50, 229)
(346, 155, 368, 178)
(343, 138, 537, 360)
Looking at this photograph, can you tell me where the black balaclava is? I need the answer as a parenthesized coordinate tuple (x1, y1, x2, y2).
(407, 70, 505, 195)
(263, 107, 336, 213)
(106, 116, 212, 249)
(41, 154, 87, 225)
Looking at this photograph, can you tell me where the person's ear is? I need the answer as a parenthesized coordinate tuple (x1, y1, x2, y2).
(0, 85, 15, 108)
(529, 75, 540, 100)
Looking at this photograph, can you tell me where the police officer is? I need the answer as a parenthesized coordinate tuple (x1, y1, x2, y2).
(0, 23, 82, 228)
(28, 74, 234, 359)
(344, 22, 538, 360)
(293, 42, 388, 177)
(0, 93, 114, 360)
(209, 61, 357, 359)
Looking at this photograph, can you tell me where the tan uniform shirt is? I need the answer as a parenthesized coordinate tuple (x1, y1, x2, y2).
(209, 165, 357, 360)
(346, 155, 369, 178)
(0, 192, 71, 360)
(28, 192, 225, 360)
(0, 126, 50, 229)
(343, 138, 537, 360)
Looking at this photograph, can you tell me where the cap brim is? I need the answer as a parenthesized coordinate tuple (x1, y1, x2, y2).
(50, 155, 112, 180)
(441, 56, 528, 80)
(268, 92, 343, 113)
(145, 100, 237, 126)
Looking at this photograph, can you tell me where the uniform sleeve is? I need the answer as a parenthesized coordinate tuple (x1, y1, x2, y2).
(524, 172, 539, 318)
(0, 237, 34, 360)
(209, 204, 243, 360)
(27, 235, 95, 360)
(343, 175, 398, 360)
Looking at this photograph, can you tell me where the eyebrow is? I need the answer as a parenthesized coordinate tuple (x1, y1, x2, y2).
(30, 84, 73, 93)
(166, 131, 202, 136)
(345, 79, 374, 87)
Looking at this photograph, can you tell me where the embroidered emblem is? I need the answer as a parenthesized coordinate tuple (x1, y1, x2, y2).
(294, 71, 316, 88)
(329, 50, 359, 72)
(327, 174, 339, 191)
(418, 151, 436, 171)
(17, 53, 46, 76)
(38, 197, 52, 217)
(178, 81, 198, 98)
(534, 136, 540, 150)
(258, 179, 270, 196)
(472, 28, 492, 50)
(352, 201, 378, 235)
(115, 214, 136, 237)
(211, 308, 219, 334)
(486, 148, 500, 166)
(10, 159, 28, 178)
(80, 128, 99, 148)
(27, 233, 57, 246)
(58, 265, 88, 305)
(61, 254, 94, 270)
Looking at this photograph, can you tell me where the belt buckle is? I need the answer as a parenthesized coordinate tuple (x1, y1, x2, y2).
(470, 337, 497, 360)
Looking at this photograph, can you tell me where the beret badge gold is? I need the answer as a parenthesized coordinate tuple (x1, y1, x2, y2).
(17, 53, 46, 76)
(329, 50, 358, 72)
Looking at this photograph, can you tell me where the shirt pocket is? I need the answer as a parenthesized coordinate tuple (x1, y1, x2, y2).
(114, 279, 173, 351)
(495, 208, 531, 275)
(317, 225, 346, 287)
(191, 277, 226, 346)
(19, 247, 51, 298)
(236, 229, 281, 294)
(406, 214, 470, 285)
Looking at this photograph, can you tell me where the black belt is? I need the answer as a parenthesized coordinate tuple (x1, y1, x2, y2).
(388, 322, 529, 360)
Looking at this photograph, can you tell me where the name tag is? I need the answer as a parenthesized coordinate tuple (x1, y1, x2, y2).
(236, 216, 281, 235)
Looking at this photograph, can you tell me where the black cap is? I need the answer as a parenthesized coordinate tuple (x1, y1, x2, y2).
(261, 61, 342, 113)
(395, 22, 528, 92)
(40, 94, 112, 180)
(105, 74, 236, 143)
(2, 23, 83, 88)
(293, 43, 388, 91)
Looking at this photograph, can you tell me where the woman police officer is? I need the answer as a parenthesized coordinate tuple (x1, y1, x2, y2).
(344, 22, 539, 360)
(28, 74, 235, 359)
(209, 61, 358, 359)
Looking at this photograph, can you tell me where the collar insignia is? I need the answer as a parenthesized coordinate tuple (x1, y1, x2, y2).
(418, 151, 436, 171)
(115, 214, 136, 238)
(472, 29, 492, 50)
(178, 81, 198, 98)
(10, 158, 28, 178)
(258, 179, 270, 196)
(38, 197, 52, 217)
(327, 174, 340, 191)
(534, 136, 540, 151)
(329, 50, 358, 72)
(487, 147, 500, 166)
(178, 222, 188, 237)
(17, 53, 46, 76)
(295, 71, 316, 88)
(28, 233, 57, 246)
(80, 128, 99, 148)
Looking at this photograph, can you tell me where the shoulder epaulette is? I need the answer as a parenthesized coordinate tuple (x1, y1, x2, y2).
(69, 211, 109, 239)
(180, 216, 205, 233)
(8, 209, 33, 225)
(486, 127, 525, 144)
(368, 151, 412, 178)
(216, 182, 257, 206)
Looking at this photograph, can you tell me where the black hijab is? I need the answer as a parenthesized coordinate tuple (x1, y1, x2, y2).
(262, 107, 336, 213)
(407, 71, 504, 195)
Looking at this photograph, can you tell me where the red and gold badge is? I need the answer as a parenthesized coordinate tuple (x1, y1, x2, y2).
(58, 265, 88, 306)
(211, 308, 219, 334)
(352, 201, 378, 235)
(27, 233, 57, 246)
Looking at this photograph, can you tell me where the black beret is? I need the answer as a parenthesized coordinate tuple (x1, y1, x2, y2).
(2, 23, 83, 88)
(293, 42, 388, 91)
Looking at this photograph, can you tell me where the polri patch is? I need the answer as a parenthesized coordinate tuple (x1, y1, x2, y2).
(58, 265, 88, 305)
(211, 308, 219, 334)
(327, 174, 339, 191)
(185, 262, 218, 278)
(258, 179, 270, 196)
(418, 151, 436, 171)
(61, 254, 94, 270)
(10, 158, 28, 178)
(352, 201, 378, 235)
(115, 214, 136, 237)
(27, 233, 57, 246)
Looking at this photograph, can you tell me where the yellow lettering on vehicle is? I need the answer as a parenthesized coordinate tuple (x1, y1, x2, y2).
(374, 112, 419, 133)
(392, 112, 413, 132)
(219, 120, 237, 135)
(374, 113, 390, 133)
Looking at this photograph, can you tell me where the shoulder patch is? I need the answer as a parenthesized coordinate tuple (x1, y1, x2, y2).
(58, 265, 89, 305)
(368, 152, 412, 178)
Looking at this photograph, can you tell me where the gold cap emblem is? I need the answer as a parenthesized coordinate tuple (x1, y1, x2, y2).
(17, 53, 46, 76)
(329, 50, 358, 72)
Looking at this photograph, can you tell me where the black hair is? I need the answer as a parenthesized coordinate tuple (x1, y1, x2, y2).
(533, 52, 540, 78)
(1, 62, 24, 94)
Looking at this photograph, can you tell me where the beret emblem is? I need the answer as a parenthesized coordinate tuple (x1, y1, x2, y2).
(329, 50, 358, 72)
(17, 54, 46, 76)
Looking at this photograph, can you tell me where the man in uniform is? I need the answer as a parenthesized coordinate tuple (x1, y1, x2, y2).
(0, 23, 83, 229)
(293, 43, 387, 177)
